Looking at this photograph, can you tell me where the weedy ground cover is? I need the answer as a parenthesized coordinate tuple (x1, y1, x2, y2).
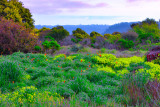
(0, 52, 160, 107)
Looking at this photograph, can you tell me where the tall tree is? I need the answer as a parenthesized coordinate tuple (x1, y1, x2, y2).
(0, 0, 34, 29)
(47, 26, 69, 41)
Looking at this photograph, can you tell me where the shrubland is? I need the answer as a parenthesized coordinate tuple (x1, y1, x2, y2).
(0, 52, 160, 107)
(1, 1, 160, 106)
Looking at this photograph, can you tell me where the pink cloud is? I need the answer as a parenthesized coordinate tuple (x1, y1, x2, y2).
(20, 0, 108, 14)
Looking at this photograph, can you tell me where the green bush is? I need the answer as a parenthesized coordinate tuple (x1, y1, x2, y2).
(104, 34, 121, 43)
(97, 77, 120, 86)
(0, 60, 24, 87)
(76, 92, 90, 102)
(70, 45, 84, 52)
(110, 49, 117, 54)
(117, 39, 135, 49)
(145, 40, 151, 44)
(34, 46, 41, 51)
(69, 77, 89, 94)
(78, 47, 91, 53)
(72, 28, 89, 40)
(133, 22, 160, 42)
(91, 44, 95, 48)
(71, 38, 80, 43)
(31, 69, 51, 80)
(91, 39, 96, 43)
(71, 38, 76, 43)
(56, 86, 75, 99)
(86, 71, 107, 83)
(34, 76, 55, 88)
(101, 48, 106, 53)
(47, 26, 69, 41)
(70, 45, 80, 52)
(42, 38, 60, 53)
(90, 31, 102, 38)
(129, 48, 134, 51)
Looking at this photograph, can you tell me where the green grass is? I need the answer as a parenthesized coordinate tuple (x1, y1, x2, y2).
(0, 51, 160, 107)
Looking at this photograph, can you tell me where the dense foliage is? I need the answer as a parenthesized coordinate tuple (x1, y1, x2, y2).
(0, 0, 34, 29)
(0, 17, 37, 54)
(47, 26, 69, 41)
(121, 31, 138, 41)
(90, 31, 102, 37)
(0, 52, 160, 106)
(131, 18, 160, 43)
(133, 23, 160, 42)
(42, 36, 60, 53)
(72, 28, 90, 41)
(117, 39, 135, 49)
(104, 33, 121, 44)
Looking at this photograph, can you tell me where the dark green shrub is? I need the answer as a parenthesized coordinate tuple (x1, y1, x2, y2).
(0, 0, 35, 29)
(98, 77, 120, 86)
(104, 33, 121, 43)
(71, 38, 76, 43)
(70, 45, 83, 52)
(47, 26, 69, 41)
(53, 71, 63, 78)
(34, 46, 41, 51)
(71, 38, 80, 43)
(69, 77, 89, 94)
(70, 45, 79, 52)
(90, 31, 102, 37)
(91, 44, 95, 48)
(91, 39, 96, 43)
(34, 76, 55, 88)
(92, 94, 107, 105)
(117, 39, 134, 49)
(31, 70, 51, 80)
(56, 86, 75, 99)
(86, 71, 107, 83)
(132, 21, 160, 42)
(42, 38, 60, 53)
(72, 28, 89, 40)
(76, 92, 90, 102)
(0, 60, 24, 87)
(101, 48, 106, 53)
(145, 40, 151, 44)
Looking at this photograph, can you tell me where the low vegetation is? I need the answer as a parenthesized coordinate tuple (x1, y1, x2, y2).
(0, 0, 160, 106)
(0, 52, 160, 107)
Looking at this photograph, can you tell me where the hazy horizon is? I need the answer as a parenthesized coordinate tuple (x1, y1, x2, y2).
(20, 0, 160, 25)
(34, 21, 138, 26)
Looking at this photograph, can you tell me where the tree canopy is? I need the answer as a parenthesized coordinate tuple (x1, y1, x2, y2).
(0, 0, 34, 29)
(132, 22, 160, 42)
(72, 28, 90, 40)
(90, 31, 102, 37)
(47, 26, 69, 41)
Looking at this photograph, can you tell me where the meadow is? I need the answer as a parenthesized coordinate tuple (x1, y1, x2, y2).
(0, 49, 160, 107)
(1, 1, 160, 106)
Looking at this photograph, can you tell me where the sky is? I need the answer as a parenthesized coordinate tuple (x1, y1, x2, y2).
(19, 0, 160, 25)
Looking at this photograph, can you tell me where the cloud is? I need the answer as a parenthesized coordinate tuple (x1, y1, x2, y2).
(127, 0, 160, 3)
(20, 0, 108, 14)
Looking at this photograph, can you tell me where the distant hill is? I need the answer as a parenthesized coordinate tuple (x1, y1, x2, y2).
(35, 22, 160, 35)
(102, 22, 137, 35)
(35, 25, 110, 35)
